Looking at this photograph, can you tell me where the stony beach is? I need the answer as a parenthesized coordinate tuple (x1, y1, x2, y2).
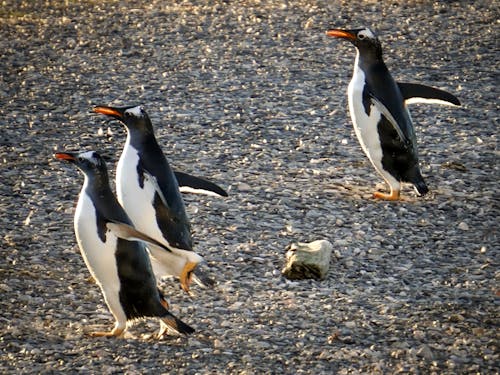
(1, 1, 498, 373)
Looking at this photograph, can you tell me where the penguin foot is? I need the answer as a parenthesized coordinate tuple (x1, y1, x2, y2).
(157, 320, 170, 338)
(90, 326, 125, 338)
(373, 189, 400, 201)
(180, 261, 198, 295)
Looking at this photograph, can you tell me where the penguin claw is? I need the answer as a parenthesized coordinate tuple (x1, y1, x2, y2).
(157, 324, 168, 339)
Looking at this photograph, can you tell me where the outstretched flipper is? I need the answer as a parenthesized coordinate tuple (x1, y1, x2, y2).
(174, 171, 228, 197)
(106, 222, 173, 252)
(398, 82, 461, 106)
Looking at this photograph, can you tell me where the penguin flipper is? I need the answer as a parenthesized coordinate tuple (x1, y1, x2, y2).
(106, 222, 173, 252)
(398, 82, 461, 106)
(142, 170, 170, 208)
(369, 94, 409, 144)
(174, 171, 228, 197)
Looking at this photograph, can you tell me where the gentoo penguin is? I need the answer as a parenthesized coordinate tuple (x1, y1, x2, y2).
(326, 27, 460, 200)
(93, 105, 206, 294)
(54, 151, 194, 337)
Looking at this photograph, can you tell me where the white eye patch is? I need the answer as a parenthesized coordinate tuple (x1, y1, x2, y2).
(78, 151, 96, 160)
(124, 106, 144, 117)
(358, 28, 375, 40)
(77, 151, 101, 166)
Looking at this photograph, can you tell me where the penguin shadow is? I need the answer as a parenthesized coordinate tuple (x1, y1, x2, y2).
(72, 275, 209, 342)
(78, 318, 193, 343)
(322, 179, 426, 203)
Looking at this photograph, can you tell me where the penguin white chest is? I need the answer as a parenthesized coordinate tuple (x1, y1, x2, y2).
(116, 141, 164, 243)
(347, 65, 384, 167)
(74, 190, 120, 290)
(347, 63, 400, 189)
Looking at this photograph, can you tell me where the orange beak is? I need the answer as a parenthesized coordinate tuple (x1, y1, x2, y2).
(54, 152, 75, 161)
(325, 29, 356, 41)
(93, 106, 123, 118)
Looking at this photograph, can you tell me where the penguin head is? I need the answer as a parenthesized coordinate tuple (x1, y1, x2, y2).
(55, 151, 109, 181)
(93, 105, 154, 136)
(326, 27, 382, 59)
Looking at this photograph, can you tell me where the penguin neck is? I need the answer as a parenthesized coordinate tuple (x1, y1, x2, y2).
(125, 127, 160, 153)
(356, 48, 386, 76)
(82, 173, 114, 203)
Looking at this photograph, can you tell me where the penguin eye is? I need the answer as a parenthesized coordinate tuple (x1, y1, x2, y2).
(358, 33, 366, 40)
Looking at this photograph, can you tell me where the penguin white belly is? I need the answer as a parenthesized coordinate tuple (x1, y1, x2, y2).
(116, 143, 161, 241)
(347, 66, 399, 189)
(74, 191, 125, 321)
(116, 143, 201, 275)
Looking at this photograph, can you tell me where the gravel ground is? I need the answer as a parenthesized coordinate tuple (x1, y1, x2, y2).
(1, 0, 498, 373)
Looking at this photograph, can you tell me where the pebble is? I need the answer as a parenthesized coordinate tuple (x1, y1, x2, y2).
(458, 222, 470, 231)
(345, 321, 356, 329)
(417, 345, 434, 361)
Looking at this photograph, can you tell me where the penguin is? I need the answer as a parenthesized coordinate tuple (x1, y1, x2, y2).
(93, 105, 209, 294)
(54, 150, 195, 338)
(326, 27, 461, 200)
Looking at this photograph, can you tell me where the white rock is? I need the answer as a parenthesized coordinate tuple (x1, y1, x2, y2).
(281, 240, 333, 280)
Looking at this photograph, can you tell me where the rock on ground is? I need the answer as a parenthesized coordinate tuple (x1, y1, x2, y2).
(282, 240, 333, 280)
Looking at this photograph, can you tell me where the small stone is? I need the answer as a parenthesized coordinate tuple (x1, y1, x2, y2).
(0, 284, 12, 292)
(458, 222, 469, 231)
(213, 339, 224, 349)
(448, 313, 465, 322)
(237, 183, 251, 191)
(413, 330, 425, 340)
(281, 240, 333, 280)
(344, 321, 356, 329)
(417, 344, 434, 360)
(339, 335, 355, 344)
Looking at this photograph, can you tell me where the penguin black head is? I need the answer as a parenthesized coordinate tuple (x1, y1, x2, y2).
(326, 27, 382, 60)
(93, 105, 154, 135)
(55, 151, 109, 181)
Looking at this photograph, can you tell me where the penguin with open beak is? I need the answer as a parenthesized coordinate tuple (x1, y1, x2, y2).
(54, 151, 194, 338)
(326, 27, 460, 200)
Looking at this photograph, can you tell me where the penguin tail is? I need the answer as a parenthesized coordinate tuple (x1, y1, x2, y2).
(413, 179, 429, 196)
(159, 314, 195, 336)
(406, 166, 428, 197)
(192, 263, 215, 289)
